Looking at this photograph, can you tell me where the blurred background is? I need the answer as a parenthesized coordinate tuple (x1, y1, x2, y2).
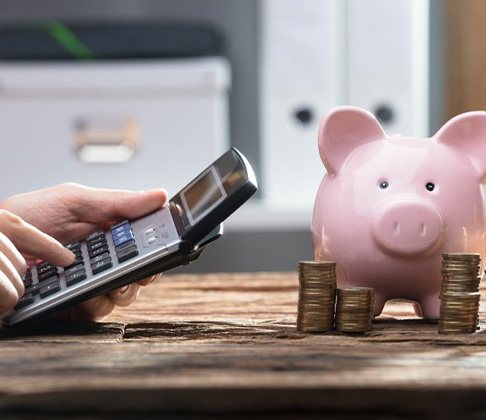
(0, 0, 479, 272)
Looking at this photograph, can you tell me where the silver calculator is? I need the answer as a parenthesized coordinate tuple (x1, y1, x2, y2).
(3, 148, 257, 327)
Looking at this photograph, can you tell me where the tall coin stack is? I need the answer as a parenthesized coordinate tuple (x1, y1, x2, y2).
(297, 261, 336, 332)
(439, 253, 481, 334)
(335, 287, 374, 333)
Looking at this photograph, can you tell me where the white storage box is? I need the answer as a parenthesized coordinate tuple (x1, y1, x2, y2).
(0, 57, 230, 198)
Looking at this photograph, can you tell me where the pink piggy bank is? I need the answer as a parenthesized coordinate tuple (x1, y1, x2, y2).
(312, 106, 486, 319)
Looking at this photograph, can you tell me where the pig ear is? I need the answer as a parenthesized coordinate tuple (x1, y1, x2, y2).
(318, 106, 386, 174)
(434, 111, 486, 180)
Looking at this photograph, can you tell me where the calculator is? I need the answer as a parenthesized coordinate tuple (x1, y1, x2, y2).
(3, 148, 257, 327)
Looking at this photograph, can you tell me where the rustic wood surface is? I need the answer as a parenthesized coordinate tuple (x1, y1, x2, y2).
(1, 272, 486, 418)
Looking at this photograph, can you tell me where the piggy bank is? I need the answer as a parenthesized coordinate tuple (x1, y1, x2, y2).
(312, 106, 486, 319)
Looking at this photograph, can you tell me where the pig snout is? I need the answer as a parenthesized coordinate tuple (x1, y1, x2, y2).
(371, 200, 445, 256)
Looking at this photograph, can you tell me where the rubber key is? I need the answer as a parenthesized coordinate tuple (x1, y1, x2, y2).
(87, 240, 107, 252)
(113, 232, 134, 248)
(15, 293, 34, 310)
(86, 230, 105, 242)
(64, 255, 84, 270)
(111, 220, 129, 230)
(64, 264, 85, 276)
(65, 269, 87, 286)
(37, 264, 56, 276)
(116, 245, 139, 263)
(88, 245, 109, 258)
(39, 281, 60, 298)
(38, 270, 60, 282)
(66, 242, 81, 251)
(115, 239, 136, 252)
(90, 252, 110, 265)
(91, 258, 112, 275)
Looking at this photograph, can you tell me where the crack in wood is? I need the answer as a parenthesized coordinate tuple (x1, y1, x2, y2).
(0, 321, 126, 343)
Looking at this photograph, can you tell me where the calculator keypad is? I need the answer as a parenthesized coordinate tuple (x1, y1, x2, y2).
(14, 220, 142, 312)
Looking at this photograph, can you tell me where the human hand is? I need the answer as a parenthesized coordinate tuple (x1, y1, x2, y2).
(0, 210, 74, 315)
(0, 183, 167, 320)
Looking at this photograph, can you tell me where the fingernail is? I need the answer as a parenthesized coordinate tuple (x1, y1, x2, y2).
(120, 285, 129, 294)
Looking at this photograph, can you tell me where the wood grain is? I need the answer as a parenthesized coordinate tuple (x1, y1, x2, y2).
(0, 272, 486, 418)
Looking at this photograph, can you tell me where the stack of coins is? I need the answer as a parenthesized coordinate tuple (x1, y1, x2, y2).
(335, 287, 374, 333)
(439, 292, 481, 334)
(439, 253, 481, 334)
(296, 261, 336, 332)
(441, 253, 481, 294)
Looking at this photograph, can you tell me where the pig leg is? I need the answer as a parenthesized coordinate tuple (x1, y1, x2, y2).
(419, 293, 441, 320)
(372, 293, 387, 317)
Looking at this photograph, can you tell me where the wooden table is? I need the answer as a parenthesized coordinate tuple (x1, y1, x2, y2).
(1, 272, 486, 418)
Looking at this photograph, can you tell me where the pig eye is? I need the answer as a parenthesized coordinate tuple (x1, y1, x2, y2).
(379, 180, 389, 189)
(425, 182, 435, 192)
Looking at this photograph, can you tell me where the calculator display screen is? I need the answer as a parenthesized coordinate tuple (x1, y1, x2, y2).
(170, 148, 252, 239)
(180, 167, 226, 224)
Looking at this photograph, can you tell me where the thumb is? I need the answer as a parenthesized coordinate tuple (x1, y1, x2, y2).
(72, 185, 168, 222)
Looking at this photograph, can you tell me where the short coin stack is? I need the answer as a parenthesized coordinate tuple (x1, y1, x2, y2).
(297, 261, 336, 332)
(335, 287, 374, 333)
(439, 253, 481, 334)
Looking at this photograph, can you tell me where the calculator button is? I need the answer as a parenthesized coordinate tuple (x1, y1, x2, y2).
(116, 245, 139, 263)
(65, 269, 87, 286)
(37, 265, 58, 277)
(90, 252, 110, 265)
(86, 230, 105, 242)
(37, 264, 56, 276)
(72, 248, 83, 257)
(15, 293, 34, 310)
(64, 264, 85, 276)
(64, 254, 84, 269)
(87, 240, 107, 252)
(36, 261, 51, 270)
(111, 220, 129, 230)
(23, 277, 33, 288)
(112, 225, 132, 237)
(91, 258, 113, 275)
(39, 281, 60, 298)
(23, 271, 33, 283)
(38, 271, 60, 282)
(115, 240, 136, 252)
(111, 224, 132, 236)
(66, 242, 81, 251)
(112, 222, 131, 231)
(87, 234, 107, 245)
(88, 245, 109, 258)
(24, 284, 39, 295)
(113, 232, 134, 248)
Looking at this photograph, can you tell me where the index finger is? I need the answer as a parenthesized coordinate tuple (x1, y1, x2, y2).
(0, 210, 75, 267)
